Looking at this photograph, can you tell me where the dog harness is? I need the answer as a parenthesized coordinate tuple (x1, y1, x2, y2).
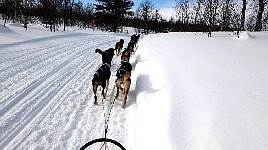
(116, 62, 132, 77)
(96, 64, 110, 79)
(116, 68, 126, 77)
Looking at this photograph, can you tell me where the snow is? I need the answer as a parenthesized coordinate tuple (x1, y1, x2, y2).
(1, 20, 268, 150)
(133, 32, 268, 149)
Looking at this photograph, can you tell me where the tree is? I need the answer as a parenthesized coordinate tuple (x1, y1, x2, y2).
(204, 0, 219, 37)
(241, 0, 247, 30)
(255, 0, 267, 31)
(38, 0, 60, 31)
(193, 0, 205, 25)
(21, 0, 33, 30)
(219, 0, 235, 31)
(150, 9, 161, 33)
(175, 0, 191, 31)
(95, 0, 134, 32)
(232, 2, 242, 37)
(136, 0, 155, 34)
(62, 0, 72, 31)
(82, 3, 95, 28)
(1, 0, 15, 27)
(262, 7, 268, 30)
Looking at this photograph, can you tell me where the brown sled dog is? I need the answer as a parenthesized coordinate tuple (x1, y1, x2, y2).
(121, 46, 132, 63)
(115, 62, 132, 108)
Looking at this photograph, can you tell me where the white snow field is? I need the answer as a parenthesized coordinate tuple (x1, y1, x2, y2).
(1, 20, 268, 150)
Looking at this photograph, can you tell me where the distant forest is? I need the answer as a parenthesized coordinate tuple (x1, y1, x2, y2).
(1, 0, 268, 34)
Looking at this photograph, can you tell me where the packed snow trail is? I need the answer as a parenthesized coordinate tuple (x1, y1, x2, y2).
(0, 32, 131, 149)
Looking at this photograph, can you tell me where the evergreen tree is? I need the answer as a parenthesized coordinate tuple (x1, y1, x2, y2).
(95, 0, 134, 32)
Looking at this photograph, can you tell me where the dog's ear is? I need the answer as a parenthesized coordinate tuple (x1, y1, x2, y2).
(95, 49, 100, 53)
(107, 48, 115, 54)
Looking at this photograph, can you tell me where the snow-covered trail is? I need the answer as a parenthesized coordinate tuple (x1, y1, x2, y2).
(0, 32, 131, 149)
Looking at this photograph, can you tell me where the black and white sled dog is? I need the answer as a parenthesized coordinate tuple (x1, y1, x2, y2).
(92, 63, 111, 104)
(92, 48, 115, 104)
(95, 48, 115, 66)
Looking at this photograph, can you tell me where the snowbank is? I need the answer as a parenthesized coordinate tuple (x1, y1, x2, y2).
(234, 31, 256, 40)
(132, 32, 268, 150)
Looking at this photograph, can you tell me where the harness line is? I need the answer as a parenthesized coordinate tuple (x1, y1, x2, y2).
(104, 83, 116, 138)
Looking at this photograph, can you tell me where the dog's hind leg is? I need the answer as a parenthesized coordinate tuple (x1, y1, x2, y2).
(115, 78, 120, 99)
(101, 87, 105, 104)
(117, 48, 120, 56)
(122, 78, 131, 108)
(101, 81, 106, 104)
(93, 83, 98, 105)
(105, 79, 109, 96)
(119, 47, 122, 55)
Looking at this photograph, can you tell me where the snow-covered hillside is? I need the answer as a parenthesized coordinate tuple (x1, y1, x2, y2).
(1, 20, 268, 150)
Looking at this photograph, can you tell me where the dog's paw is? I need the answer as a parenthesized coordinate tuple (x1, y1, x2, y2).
(115, 94, 119, 99)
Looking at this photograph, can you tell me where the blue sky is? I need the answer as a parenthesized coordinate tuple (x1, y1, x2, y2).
(83, 0, 176, 19)
(131, 0, 175, 9)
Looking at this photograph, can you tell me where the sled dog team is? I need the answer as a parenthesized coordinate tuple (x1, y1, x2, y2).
(92, 34, 140, 108)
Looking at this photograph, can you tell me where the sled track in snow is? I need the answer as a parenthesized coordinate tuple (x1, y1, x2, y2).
(0, 37, 107, 116)
(0, 33, 130, 149)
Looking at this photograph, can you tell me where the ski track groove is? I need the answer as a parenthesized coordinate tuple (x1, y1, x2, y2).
(0, 40, 88, 112)
(0, 33, 97, 68)
(11, 52, 99, 149)
(0, 43, 92, 147)
(0, 38, 88, 72)
(0, 37, 109, 121)
(0, 34, 128, 149)
(0, 37, 96, 85)
(0, 36, 111, 114)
